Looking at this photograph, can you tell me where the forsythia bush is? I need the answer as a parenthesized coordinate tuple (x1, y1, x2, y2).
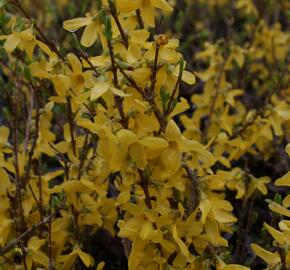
(0, 0, 289, 269)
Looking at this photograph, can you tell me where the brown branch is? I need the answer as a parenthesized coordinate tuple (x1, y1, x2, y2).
(182, 162, 199, 215)
(136, 9, 144, 29)
(138, 169, 152, 209)
(165, 59, 183, 116)
(23, 87, 34, 154)
(202, 61, 225, 143)
(77, 132, 90, 179)
(115, 51, 168, 133)
(66, 96, 77, 157)
(48, 213, 54, 270)
(108, 40, 128, 128)
(146, 43, 168, 133)
(277, 245, 287, 270)
(108, 0, 129, 48)
(10, 0, 65, 61)
(151, 45, 160, 96)
(24, 85, 40, 187)
(11, 90, 27, 234)
(36, 160, 44, 220)
(115, 62, 143, 94)
(77, 50, 100, 77)
(0, 211, 59, 256)
(48, 143, 70, 180)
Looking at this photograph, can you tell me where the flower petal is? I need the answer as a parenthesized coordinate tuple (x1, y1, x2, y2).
(81, 22, 99, 47)
(63, 17, 92, 32)
(251, 243, 280, 265)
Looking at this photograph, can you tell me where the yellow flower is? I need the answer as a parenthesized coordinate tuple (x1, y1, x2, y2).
(117, 0, 173, 26)
(127, 29, 150, 63)
(275, 171, 290, 187)
(57, 245, 94, 270)
(251, 243, 280, 266)
(66, 53, 94, 93)
(0, 29, 53, 59)
(247, 176, 270, 198)
(144, 36, 182, 64)
(0, 126, 10, 153)
(268, 200, 290, 217)
(25, 236, 49, 270)
(63, 13, 105, 47)
(90, 81, 131, 102)
(285, 144, 290, 156)
(263, 222, 287, 245)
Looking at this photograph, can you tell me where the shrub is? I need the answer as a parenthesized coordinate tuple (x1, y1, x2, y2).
(0, 0, 289, 269)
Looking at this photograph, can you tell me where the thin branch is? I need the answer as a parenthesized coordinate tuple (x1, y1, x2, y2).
(10, 0, 65, 61)
(150, 44, 160, 96)
(108, 40, 128, 128)
(115, 62, 143, 94)
(136, 9, 144, 29)
(66, 96, 77, 157)
(48, 213, 54, 270)
(138, 169, 152, 209)
(202, 61, 225, 143)
(277, 245, 287, 270)
(0, 211, 59, 256)
(11, 89, 27, 234)
(165, 60, 183, 116)
(182, 162, 199, 215)
(77, 132, 90, 179)
(108, 0, 129, 48)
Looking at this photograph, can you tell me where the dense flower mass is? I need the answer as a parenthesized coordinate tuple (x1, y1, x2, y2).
(0, 0, 289, 269)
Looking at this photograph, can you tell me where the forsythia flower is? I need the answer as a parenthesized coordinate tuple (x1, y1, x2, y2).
(117, 0, 173, 26)
(63, 13, 106, 47)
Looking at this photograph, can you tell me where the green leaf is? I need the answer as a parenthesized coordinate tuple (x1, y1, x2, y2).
(51, 195, 60, 208)
(171, 98, 178, 111)
(274, 193, 282, 205)
(160, 85, 170, 112)
(104, 16, 112, 42)
(72, 33, 82, 51)
(0, 0, 7, 9)
(23, 66, 32, 80)
(179, 58, 184, 76)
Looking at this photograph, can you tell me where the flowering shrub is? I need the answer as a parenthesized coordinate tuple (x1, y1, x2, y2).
(0, 0, 289, 269)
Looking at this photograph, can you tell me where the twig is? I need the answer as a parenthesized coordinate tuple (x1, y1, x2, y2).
(0, 211, 59, 256)
(182, 162, 199, 215)
(77, 132, 90, 179)
(36, 160, 44, 220)
(10, 0, 65, 61)
(115, 62, 143, 94)
(136, 9, 144, 29)
(138, 169, 152, 209)
(24, 85, 40, 187)
(48, 212, 54, 270)
(165, 59, 183, 116)
(23, 87, 34, 154)
(11, 89, 27, 233)
(108, 40, 128, 128)
(277, 245, 287, 270)
(108, 0, 128, 48)
(48, 143, 70, 180)
(202, 61, 225, 143)
(66, 96, 77, 156)
(150, 44, 160, 96)
(146, 43, 168, 132)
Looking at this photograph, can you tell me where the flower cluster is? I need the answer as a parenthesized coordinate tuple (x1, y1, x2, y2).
(0, 0, 289, 269)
